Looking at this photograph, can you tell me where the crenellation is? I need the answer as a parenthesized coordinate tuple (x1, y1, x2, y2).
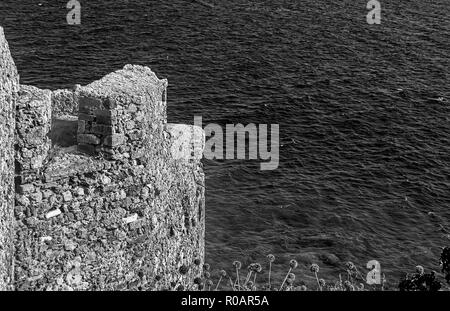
(75, 66, 168, 160)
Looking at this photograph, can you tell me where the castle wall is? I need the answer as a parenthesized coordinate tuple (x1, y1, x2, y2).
(0, 26, 19, 290)
(13, 65, 206, 290)
(1, 26, 206, 290)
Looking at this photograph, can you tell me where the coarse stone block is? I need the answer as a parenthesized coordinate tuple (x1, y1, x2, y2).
(15, 85, 52, 174)
(103, 134, 125, 147)
(78, 112, 94, 122)
(94, 109, 116, 125)
(91, 123, 112, 136)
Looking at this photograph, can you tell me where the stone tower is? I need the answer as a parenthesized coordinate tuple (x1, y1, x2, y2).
(1, 26, 206, 291)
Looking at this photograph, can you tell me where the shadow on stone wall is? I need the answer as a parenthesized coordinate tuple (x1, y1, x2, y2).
(49, 117, 78, 147)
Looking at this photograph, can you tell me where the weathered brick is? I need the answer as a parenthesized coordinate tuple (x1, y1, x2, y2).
(15, 85, 52, 174)
(91, 124, 113, 135)
(17, 184, 34, 194)
(77, 134, 101, 145)
(103, 97, 117, 109)
(103, 134, 125, 147)
(128, 131, 143, 140)
(62, 191, 73, 202)
(78, 113, 94, 122)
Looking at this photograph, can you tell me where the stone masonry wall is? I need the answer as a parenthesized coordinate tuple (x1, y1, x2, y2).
(0, 26, 205, 290)
(76, 65, 167, 160)
(0, 26, 19, 290)
(13, 65, 206, 290)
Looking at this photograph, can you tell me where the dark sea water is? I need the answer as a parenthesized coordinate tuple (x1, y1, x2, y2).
(1, 0, 449, 286)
